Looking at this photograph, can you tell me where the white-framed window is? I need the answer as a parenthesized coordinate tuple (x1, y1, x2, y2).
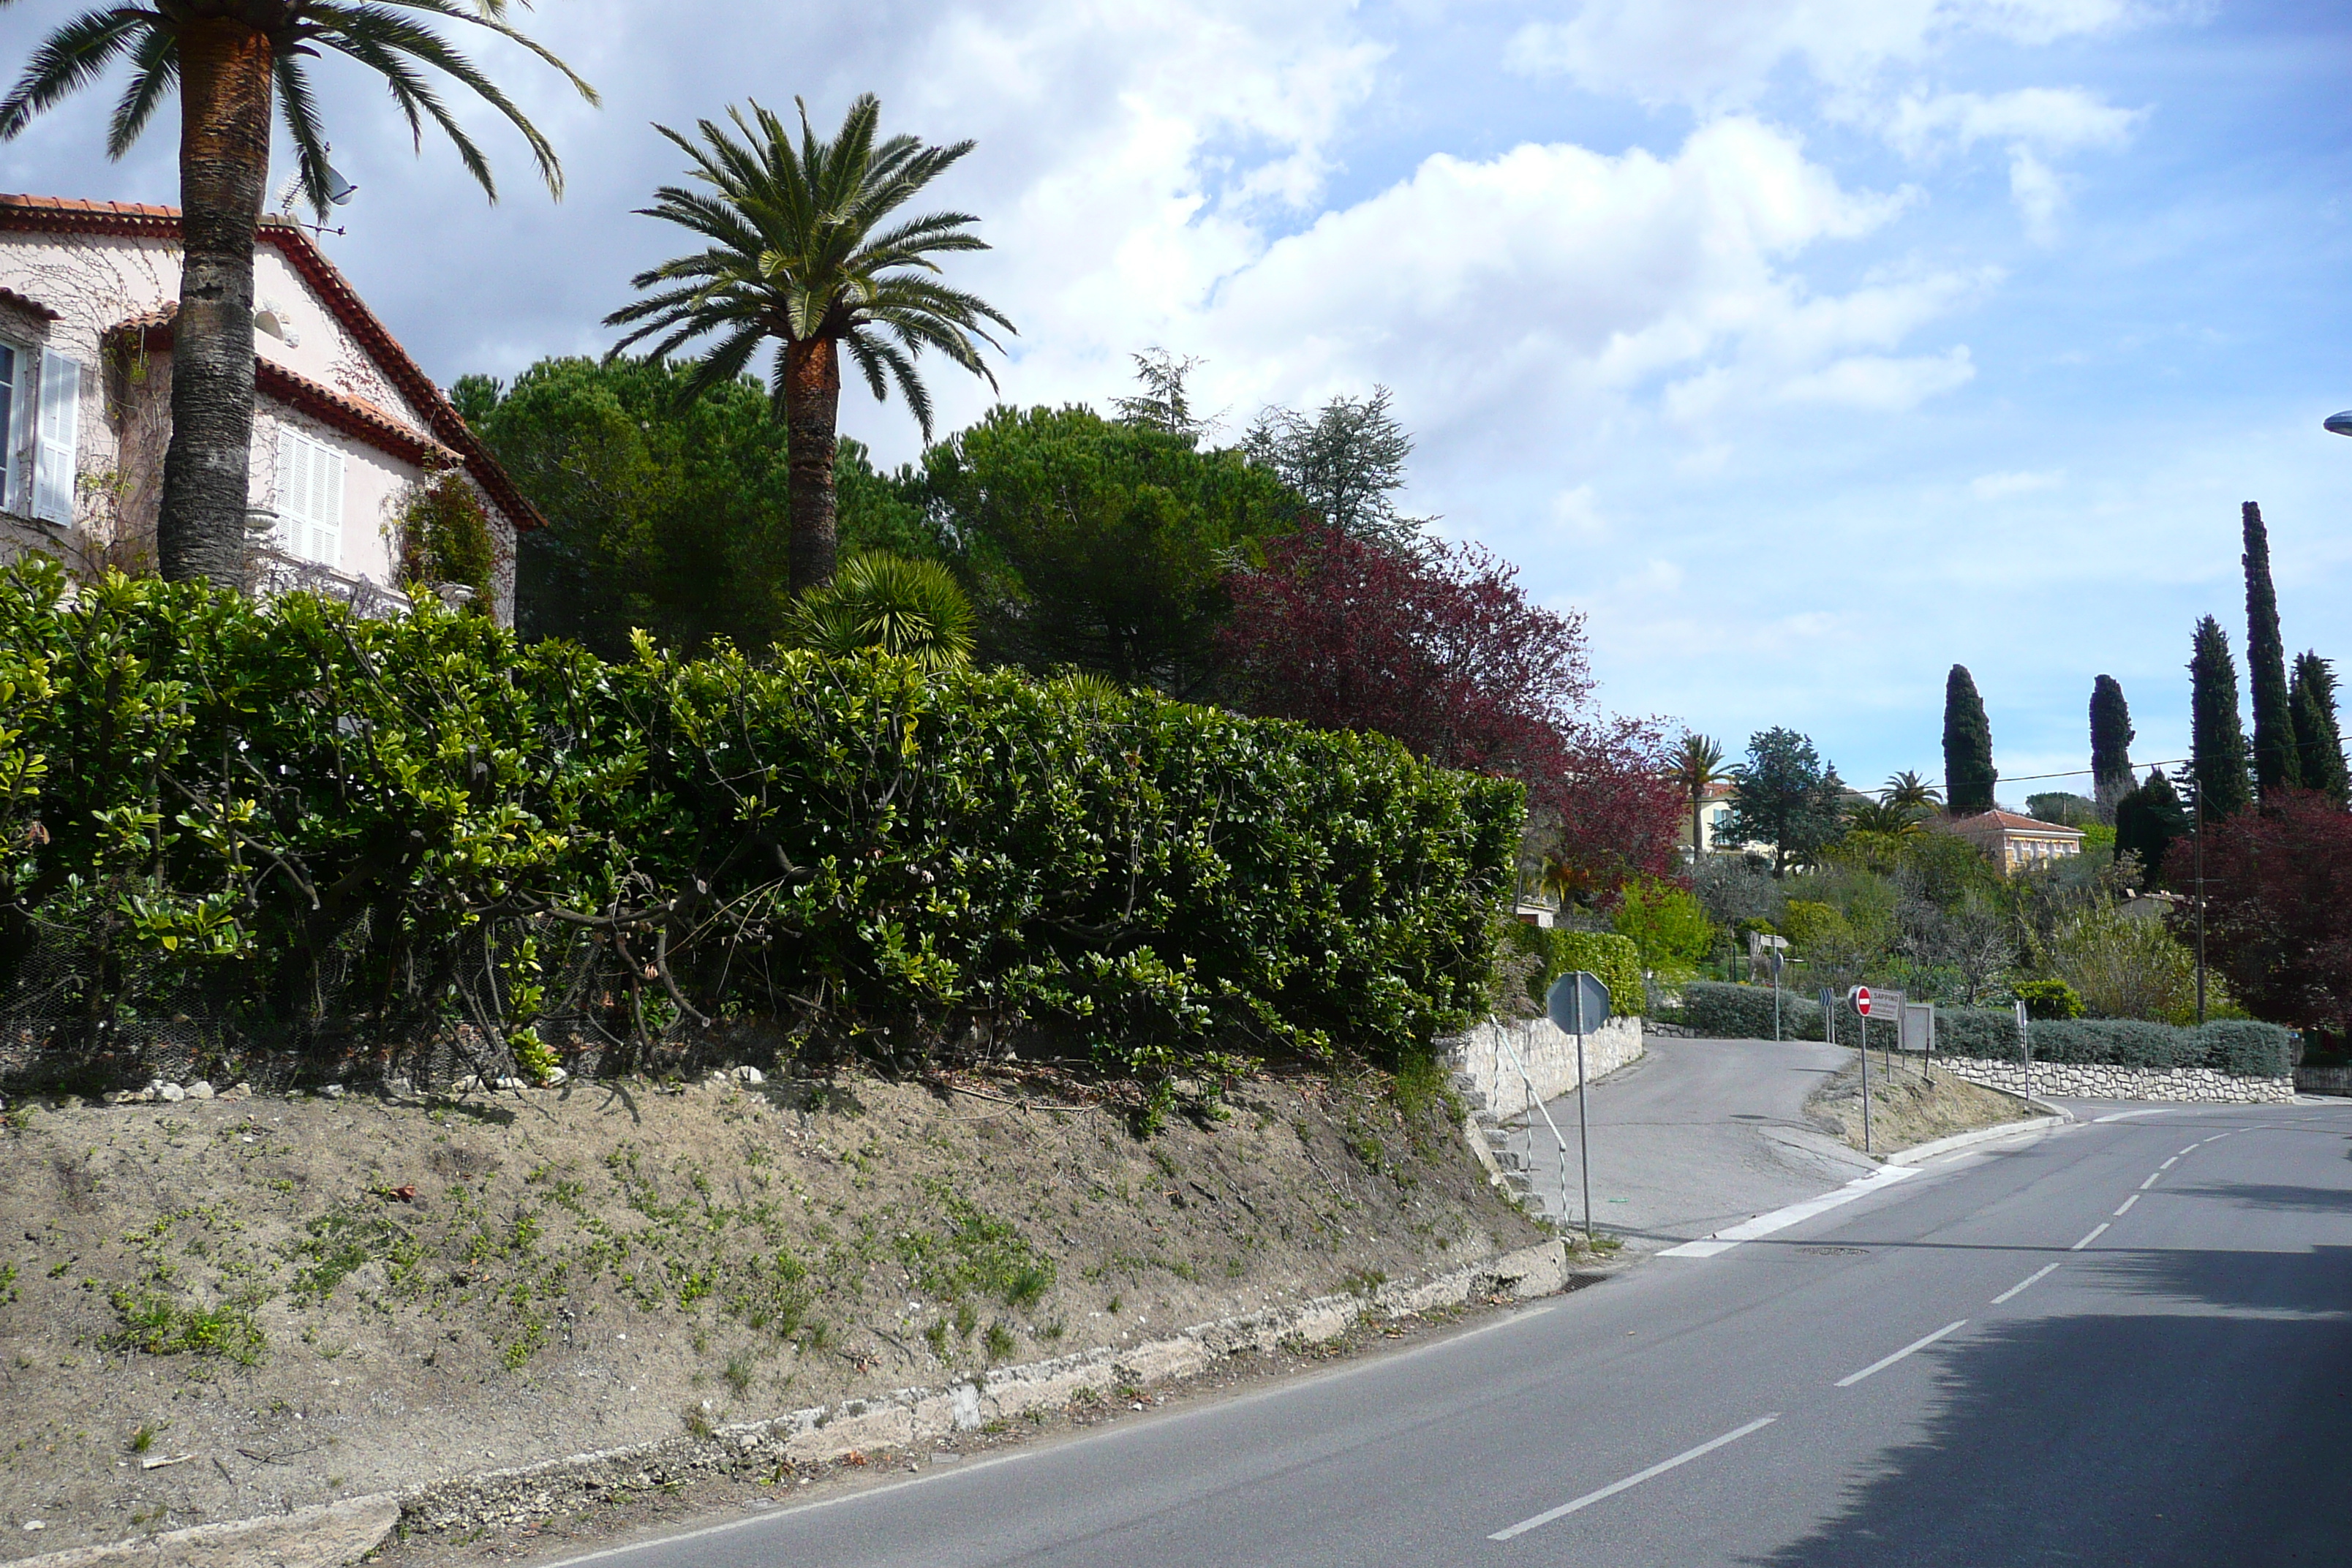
(31, 347, 80, 525)
(274, 426, 344, 567)
(0, 339, 18, 512)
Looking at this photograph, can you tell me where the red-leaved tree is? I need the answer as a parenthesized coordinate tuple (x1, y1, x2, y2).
(2171, 791, 2352, 1045)
(1221, 524, 1681, 896)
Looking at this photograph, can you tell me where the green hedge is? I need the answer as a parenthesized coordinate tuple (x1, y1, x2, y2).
(1502, 925, 1643, 1019)
(0, 563, 1521, 1088)
(1668, 984, 2291, 1077)
(1673, 981, 1823, 1041)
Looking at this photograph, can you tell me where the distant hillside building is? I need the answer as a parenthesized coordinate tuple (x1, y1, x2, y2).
(1946, 808, 2085, 873)
(0, 194, 538, 622)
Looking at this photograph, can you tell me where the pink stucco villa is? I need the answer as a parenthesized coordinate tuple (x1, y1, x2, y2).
(0, 193, 537, 622)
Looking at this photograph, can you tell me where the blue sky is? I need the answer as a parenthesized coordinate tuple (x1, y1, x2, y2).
(3, 0, 2347, 802)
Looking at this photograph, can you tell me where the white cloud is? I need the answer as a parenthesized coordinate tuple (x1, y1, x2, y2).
(1504, 0, 2149, 108)
(1885, 86, 2142, 157)
(1971, 468, 2065, 497)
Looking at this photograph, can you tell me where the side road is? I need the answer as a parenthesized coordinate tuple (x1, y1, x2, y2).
(1503, 1035, 1882, 1248)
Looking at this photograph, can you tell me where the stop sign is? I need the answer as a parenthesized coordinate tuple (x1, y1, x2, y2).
(1850, 984, 1873, 1017)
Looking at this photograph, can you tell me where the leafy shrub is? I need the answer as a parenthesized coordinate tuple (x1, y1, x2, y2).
(1670, 982, 1824, 1041)
(1610, 878, 1714, 982)
(1502, 925, 1645, 1018)
(0, 562, 1518, 1090)
(2013, 979, 2085, 1020)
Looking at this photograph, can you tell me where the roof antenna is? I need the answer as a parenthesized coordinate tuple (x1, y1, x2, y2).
(276, 144, 356, 238)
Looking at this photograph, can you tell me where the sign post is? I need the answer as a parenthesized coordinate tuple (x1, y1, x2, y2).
(1849, 985, 1874, 1155)
(2015, 998, 2032, 1102)
(1547, 971, 1613, 1245)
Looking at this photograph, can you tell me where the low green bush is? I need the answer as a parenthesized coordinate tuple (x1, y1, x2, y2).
(2013, 979, 2084, 1020)
(1669, 984, 2292, 1077)
(1671, 981, 1823, 1041)
(0, 562, 1520, 1090)
(1502, 925, 1644, 1019)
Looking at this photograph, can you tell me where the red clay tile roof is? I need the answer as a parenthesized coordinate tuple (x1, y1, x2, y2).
(0, 193, 541, 530)
(1948, 809, 2085, 838)
(0, 285, 59, 321)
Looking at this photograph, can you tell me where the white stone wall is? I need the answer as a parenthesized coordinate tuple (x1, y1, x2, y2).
(1444, 1014, 1644, 1120)
(1937, 1054, 2293, 1105)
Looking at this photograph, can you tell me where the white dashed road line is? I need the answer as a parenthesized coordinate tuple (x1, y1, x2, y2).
(2071, 1222, 2110, 1251)
(2114, 1194, 2138, 1216)
(1836, 1321, 1969, 1389)
(1992, 1263, 2062, 1305)
(1486, 1416, 1780, 1541)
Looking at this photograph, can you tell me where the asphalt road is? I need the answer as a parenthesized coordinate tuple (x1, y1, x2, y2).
(551, 1098, 2352, 1568)
(1503, 1034, 1873, 1246)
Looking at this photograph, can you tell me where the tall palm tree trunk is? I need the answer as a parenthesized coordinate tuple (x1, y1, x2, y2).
(1691, 789, 1703, 862)
(159, 19, 273, 587)
(783, 336, 841, 595)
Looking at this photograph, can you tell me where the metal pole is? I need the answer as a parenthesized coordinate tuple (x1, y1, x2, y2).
(1859, 1003, 1872, 1156)
(1774, 961, 1782, 1041)
(2018, 998, 2033, 1101)
(1575, 1019, 1594, 1246)
(2193, 782, 2208, 1026)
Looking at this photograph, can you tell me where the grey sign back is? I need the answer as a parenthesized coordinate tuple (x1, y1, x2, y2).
(1546, 970, 1614, 1036)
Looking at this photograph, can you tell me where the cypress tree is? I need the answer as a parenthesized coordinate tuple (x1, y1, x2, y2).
(2242, 502, 2301, 798)
(1942, 664, 1997, 815)
(2114, 767, 2188, 888)
(2291, 650, 2350, 806)
(2189, 614, 2253, 823)
(2089, 674, 2134, 816)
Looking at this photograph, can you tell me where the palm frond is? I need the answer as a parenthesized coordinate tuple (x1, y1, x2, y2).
(0, 7, 154, 143)
(102, 19, 175, 158)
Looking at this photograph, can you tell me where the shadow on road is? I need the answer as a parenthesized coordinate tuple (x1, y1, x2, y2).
(1744, 1245, 2352, 1567)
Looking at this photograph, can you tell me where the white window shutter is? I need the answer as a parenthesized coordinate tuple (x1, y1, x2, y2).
(312, 443, 343, 568)
(274, 427, 302, 557)
(32, 350, 80, 524)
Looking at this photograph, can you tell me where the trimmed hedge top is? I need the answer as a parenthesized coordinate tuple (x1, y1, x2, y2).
(0, 563, 1522, 1088)
(1668, 983, 2291, 1078)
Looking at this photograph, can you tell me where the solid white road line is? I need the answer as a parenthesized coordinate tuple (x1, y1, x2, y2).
(1836, 1321, 1969, 1388)
(2093, 1109, 2174, 1123)
(1992, 1263, 2062, 1305)
(2114, 1194, 2139, 1216)
(1657, 1166, 1918, 1258)
(2071, 1222, 2110, 1251)
(1487, 1416, 1780, 1541)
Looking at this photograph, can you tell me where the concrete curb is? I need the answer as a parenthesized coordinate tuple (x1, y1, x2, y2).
(7, 1493, 399, 1568)
(395, 1238, 1583, 1539)
(1886, 1114, 2068, 1167)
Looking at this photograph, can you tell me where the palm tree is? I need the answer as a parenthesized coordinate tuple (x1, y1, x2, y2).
(607, 95, 1014, 596)
(784, 550, 974, 671)
(1670, 732, 1733, 862)
(1845, 797, 1925, 837)
(1882, 770, 1942, 811)
(0, 1, 595, 588)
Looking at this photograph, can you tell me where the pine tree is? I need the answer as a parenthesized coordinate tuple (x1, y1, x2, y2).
(1942, 665, 1997, 815)
(2242, 502, 2301, 799)
(2089, 674, 2135, 817)
(2114, 767, 2189, 888)
(2190, 615, 2254, 824)
(2291, 651, 2350, 807)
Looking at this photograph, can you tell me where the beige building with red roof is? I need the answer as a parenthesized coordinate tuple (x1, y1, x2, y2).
(1946, 808, 2086, 873)
(0, 195, 537, 622)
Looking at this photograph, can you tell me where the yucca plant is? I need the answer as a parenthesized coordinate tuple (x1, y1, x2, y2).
(783, 550, 974, 671)
(607, 94, 1013, 595)
(0, 1, 596, 587)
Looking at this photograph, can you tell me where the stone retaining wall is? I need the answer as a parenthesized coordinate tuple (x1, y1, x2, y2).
(1936, 1055, 2293, 1104)
(1442, 1015, 1643, 1121)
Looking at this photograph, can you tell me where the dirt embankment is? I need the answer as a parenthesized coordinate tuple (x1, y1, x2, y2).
(1806, 1054, 2039, 1152)
(0, 1068, 1540, 1558)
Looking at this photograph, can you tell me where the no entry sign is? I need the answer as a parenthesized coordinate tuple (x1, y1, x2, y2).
(1850, 985, 1873, 1017)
